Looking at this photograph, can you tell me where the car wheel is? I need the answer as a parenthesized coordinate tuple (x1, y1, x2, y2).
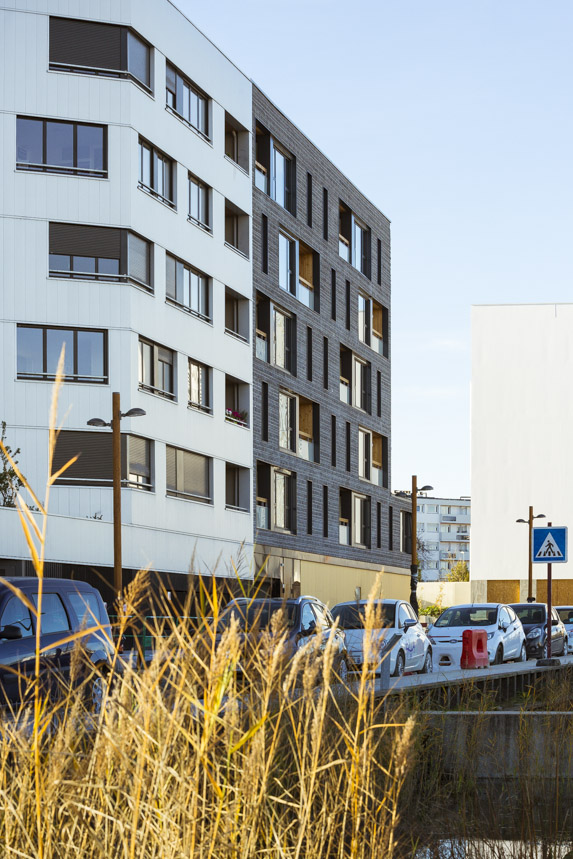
(420, 649, 433, 674)
(89, 666, 109, 715)
(493, 645, 504, 666)
(393, 650, 406, 677)
(518, 642, 527, 663)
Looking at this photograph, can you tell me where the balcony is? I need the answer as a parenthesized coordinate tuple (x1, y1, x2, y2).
(225, 408, 248, 428)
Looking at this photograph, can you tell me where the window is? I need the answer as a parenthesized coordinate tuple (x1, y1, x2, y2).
(278, 231, 318, 310)
(352, 493, 371, 548)
(359, 428, 388, 487)
(256, 461, 270, 530)
(255, 124, 295, 213)
(17, 325, 107, 383)
(323, 188, 329, 240)
(225, 375, 249, 427)
(345, 280, 351, 330)
(307, 173, 313, 227)
(262, 214, 269, 273)
(166, 62, 209, 137)
(279, 390, 319, 462)
(323, 337, 329, 389)
(32, 593, 70, 634)
(188, 175, 211, 230)
(271, 304, 295, 373)
(224, 112, 249, 172)
(225, 200, 249, 257)
(401, 511, 412, 554)
(389, 505, 394, 551)
(17, 117, 106, 177)
(166, 253, 210, 320)
(339, 202, 370, 276)
(331, 416, 337, 467)
(331, 269, 336, 321)
(346, 422, 351, 472)
(138, 337, 176, 400)
(307, 481, 313, 534)
(188, 359, 211, 413)
(166, 446, 211, 503)
(358, 293, 388, 356)
(306, 327, 313, 381)
(225, 287, 249, 342)
(377, 502, 381, 549)
(226, 464, 250, 512)
(279, 232, 296, 294)
(340, 347, 371, 412)
(49, 223, 152, 290)
(1, 597, 33, 638)
(261, 382, 269, 442)
(139, 138, 175, 207)
(377, 238, 382, 286)
(125, 435, 153, 490)
(323, 485, 329, 538)
(377, 371, 382, 418)
(52, 430, 151, 490)
(49, 18, 151, 89)
(68, 592, 101, 627)
(273, 467, 296, 532)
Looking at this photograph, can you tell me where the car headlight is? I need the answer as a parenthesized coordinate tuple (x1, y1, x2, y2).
(487, 632, 495, 640)
(527, 629, 542, 639)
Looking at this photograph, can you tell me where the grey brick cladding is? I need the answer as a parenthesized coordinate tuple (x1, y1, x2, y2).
(252, 84, 407, 570)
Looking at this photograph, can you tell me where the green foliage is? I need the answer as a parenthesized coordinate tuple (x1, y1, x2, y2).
(418, 603, 443, 618)
(0, 421, 24, 507)
(446, 561, 470, 582)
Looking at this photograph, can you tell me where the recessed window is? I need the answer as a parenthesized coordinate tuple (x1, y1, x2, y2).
(273, 467, 296, 533)
(52, 430, 152, 490)
(166, 62, 209, 138)
(279, 389, 319, 462)
(166, 253, 210, 321)
(225, 287, 249, 342)
(358, 293, 388, 357)
(188, 174, 211, 231)
(225, 375, 249, 427)
(225, 200, 249, 257)
(256, 461, 271, 530)
(339, 489, 371, 548)
(278, 231, 318, 310)
(255, 124, 295, 214)
(340, 346, 371, 412)
(138, 138, 176, 207)
(48, 223, 152, 291)
(49, 17, 152, 90)
(17, 117, 106, 177)
(339, 202, 370, 276)
(188, 359, 211, 413)
(256, 293, 296, 373)
(226, 464, 250, 512)
(359, 428, 388, 487)
(17, 325, 107, 383)
(166, 446, 211, 504)
(138, 337, 176, 400)
(125, 435, 153, 491)
(224, 112, 249, 172)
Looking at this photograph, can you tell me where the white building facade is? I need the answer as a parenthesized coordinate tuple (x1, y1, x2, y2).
(416, 496, 470, 581)
(0, 0, 254, 592)
(472, 303, 573, 605)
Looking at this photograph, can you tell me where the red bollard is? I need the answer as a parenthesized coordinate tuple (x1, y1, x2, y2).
(460, 629, 489, 669)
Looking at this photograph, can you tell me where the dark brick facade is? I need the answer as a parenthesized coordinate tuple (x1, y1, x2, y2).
(252, 85, 408, 572)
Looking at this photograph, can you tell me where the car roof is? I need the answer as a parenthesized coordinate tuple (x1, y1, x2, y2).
(332, 599, 400, 608)
(441, 603, 500, 609)
(510, 602, 546, 607)
(0, 578, 98, 591)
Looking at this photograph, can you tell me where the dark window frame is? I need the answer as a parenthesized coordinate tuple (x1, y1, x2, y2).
(166, 251, 211, 321)
(138, 336, 176, 401)
(188, 173, 212, 231)
(138, 137, 176, 208)
(16, 324, 108, 384)
(188, 358, 212, 414)
(165, 61, 210, 139)
(16, 116, 107, 177)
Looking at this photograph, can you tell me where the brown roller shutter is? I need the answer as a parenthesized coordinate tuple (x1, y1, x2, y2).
(49, 223, 121, 259)
(166, 446, 177, 492)
(49, 17, 122, 70)
(52, 430, 113, 485)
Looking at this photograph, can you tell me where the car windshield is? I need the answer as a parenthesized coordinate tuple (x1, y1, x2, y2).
(557, 608, 573, 624)
(513, 605, 546, 624)
(330, 603, 395, 630)
(434, 606, 498, 628)
(217, 602, 297, 631)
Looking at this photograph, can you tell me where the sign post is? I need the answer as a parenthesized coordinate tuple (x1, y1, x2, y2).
(532, 525, 568, 661)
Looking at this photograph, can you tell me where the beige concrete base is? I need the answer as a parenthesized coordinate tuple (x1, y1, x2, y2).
(418, 581, 471, 609)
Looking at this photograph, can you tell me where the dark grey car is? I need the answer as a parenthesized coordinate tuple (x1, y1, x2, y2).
(510, 603, 567, 658)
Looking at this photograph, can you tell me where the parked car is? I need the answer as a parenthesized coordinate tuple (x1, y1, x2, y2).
(556, 606, 573, 654)
(510, 603, 568, 658)
(0, 578, 114, 709)
(427, 603, 526, 668)
(330, 599, 433, 677)
(214, 596, 349, 682)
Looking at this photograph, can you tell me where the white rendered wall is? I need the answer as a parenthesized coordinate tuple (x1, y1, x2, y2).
(471, 303, 573, 584)
(0, 0, 254, 577)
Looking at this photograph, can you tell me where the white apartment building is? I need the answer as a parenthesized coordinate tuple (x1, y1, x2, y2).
(472, 303, 573, 605)
(416, 496, 470, 581)
(0, 0, 254, 594)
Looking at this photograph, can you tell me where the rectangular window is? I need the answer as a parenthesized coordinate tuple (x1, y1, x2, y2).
(226, 463, 250, 512)
(359, 428, 388, 487)
(49, 223, 152, 288)
(272, 143, 294, 213)
(331, 269, 336, 321)
(279, 231, 317, 310)
(345, 280, 351, 330)
(166, 253, 210, 320)
(352, 493, 371, 548)
(339, 488, 351, 545)
(256, 461, 270, 530)
(331, 415, 336, 467)
(53, 430, 152, 491)
(351, 355, 371, 412)
(279, 390, 296, 452)
(358, 293, 388, 356)
(279, 231, 296, 295)
(323, 337, 328, 389)
(17, 117, 106, 177)
(279, 390, 319, 462)
(224, 112, 249, 171)
(138, 337, 176, 400)
(377, 502, 381, 549)
(358, 428, 371, 481)
(323, 188, 329, 241)
(188, 175, 211, 230)
(307, 480, 313, 535)
(272, 305, 295, 373)
(49, 18, 151, 90)
(273, 467, 296, 532)
(377, 238, 382, 285)
(17, 325, 107, 383)
(262, 214, 269, 274)
(401, 510, 412, 554)
(225, 287, 249, 342)
(323, 485, 328, 538)
(124, 435, 153, 491)
(138, 138, 175, 207)
(166, 446, 211, 503)
(306, 172, 313, 227)
(306, 326, 313, 381)
(188, 359, 211, 413)
(225, 200, 249, 257)
(225, 375, 250, 427)
(261, 382, 269, 442)
(389, 505, 394, 551)
(377, 371, 382, 418)
(346, 422, 351, 472)
(166, 62, 209, 137)
(339, 201, 371, 276)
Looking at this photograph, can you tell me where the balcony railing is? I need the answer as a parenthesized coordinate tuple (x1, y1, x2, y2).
(339, 520, 350, 545)
(372, 332, 384, 356)
(339, 377, 350, 404)
(256, 331, 268, 361)
(256, 503, 269, 530)
(298, 436, 314, 462)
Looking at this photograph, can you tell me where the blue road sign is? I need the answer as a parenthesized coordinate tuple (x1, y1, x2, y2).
(532, 527, 568, 564)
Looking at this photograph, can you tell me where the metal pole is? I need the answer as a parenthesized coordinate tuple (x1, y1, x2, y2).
(112, 391, 122, 598)
(410, 475, 419, 616)
(546, 521, 552, 659)
(528, 505, 533, 601)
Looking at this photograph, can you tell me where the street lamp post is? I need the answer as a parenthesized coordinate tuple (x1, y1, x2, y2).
(516, 506, 546, 602)
(88, 392, 145, 597)
(397, 476, 433, 616)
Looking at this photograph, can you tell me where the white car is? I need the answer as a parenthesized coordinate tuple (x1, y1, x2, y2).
(330, 599, 433, 677)
(556, 606, 573, 654)
(427, 603, 526, 669)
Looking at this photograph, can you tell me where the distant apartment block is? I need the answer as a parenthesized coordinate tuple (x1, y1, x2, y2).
(414, 496, 471, 581)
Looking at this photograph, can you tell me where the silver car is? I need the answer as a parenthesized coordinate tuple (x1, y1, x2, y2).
(556, 606, 573, 654)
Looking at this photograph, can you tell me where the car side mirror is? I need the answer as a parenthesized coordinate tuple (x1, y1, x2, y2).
(552, 618, 559, 626)
(500, 621, 509, 631)
(403, 619, 417, 631)
(0, 625, 23, 641)
(302, 620, 317, 637)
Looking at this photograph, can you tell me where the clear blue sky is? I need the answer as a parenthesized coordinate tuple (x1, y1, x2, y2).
(175, 0, 573, 498)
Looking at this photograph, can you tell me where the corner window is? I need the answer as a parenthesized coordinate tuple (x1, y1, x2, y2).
(166, 446, 211, 503)
(166, 253, 210, 320)
(49, 18, 152, 90)
(226, 463, 250, 512)
(17, 117, 106, 177)
(188, 359, 211, 413)
(138, 337, 176, 400)
(17, 325, 107, 383)
(166, 62, 209, 138)
(339, 202, 370, 276)
(224, 112, 249, 172)
(188, 175, 211, 231)
(139, 138, 176, 207)
(225, 200, 249, 257)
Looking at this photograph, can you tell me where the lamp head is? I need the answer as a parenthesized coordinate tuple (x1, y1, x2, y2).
(516, 518, 527, 524)
(122, 408, 146, 418)
(419, 484, 433, 492)
(87, 418, 108, 428)
(534, 513, 546, 520)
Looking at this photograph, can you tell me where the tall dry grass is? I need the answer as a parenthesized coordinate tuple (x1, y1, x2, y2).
(0, 356, 415, 858)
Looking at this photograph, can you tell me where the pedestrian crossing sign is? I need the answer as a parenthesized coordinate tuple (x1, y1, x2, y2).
(532, 527, 568, 563)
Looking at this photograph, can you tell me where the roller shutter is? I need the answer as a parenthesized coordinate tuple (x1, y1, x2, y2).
(49, 17, 122, 70)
